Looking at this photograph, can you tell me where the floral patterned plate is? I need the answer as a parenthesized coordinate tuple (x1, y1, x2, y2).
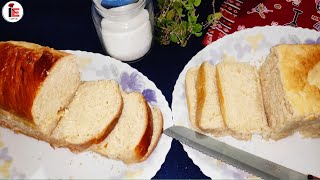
(172, 26, 320, 179)
(0, 51, 172, 179)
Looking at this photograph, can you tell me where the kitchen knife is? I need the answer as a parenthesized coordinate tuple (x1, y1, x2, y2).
(164, 126, 316, 180)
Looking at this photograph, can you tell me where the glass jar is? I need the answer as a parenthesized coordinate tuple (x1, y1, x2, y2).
(92, 0, 154, 62)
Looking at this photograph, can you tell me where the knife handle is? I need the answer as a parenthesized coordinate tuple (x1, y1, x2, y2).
(308, 175, 320, 180)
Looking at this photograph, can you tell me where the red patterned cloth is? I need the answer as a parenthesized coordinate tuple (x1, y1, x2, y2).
(203, 0, 320, 46)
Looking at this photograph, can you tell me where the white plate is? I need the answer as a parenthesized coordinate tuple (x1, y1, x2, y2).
(172, 26, 320, 179)
(0, 51, 172, 179)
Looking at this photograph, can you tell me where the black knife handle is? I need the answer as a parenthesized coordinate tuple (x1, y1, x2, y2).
(308, 175, 320, 180)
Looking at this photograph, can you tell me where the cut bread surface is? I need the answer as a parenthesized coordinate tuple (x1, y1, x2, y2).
(260, 44, 320, 140)
(34, 55, 80, 135)
(217, 62, 268, 140)
(196, 62, 226, 133)
(0, 41, 80, 136)
(52, 80, 123, 149)
(91, 91, 152, 164)
(185, 62, 226, 135)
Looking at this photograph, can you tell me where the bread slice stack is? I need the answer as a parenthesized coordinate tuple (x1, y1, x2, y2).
(186, 62, 227, 135)
(0, 41, 163, 164)
(186, 61, 268, 140)
(91, 92, 164, 163)
(186, 44, 320, 141)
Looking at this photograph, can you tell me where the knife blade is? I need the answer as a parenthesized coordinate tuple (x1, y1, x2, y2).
(164, 126, 312, 180)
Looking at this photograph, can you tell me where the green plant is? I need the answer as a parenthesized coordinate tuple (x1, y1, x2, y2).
(156, 0, 222, 47)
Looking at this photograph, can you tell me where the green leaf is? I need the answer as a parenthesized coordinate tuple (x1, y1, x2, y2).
(192, 23, 202, 32)
(177, 8, 185, 17)
(188, 0, 194, 5)
(214, 12, 223, 20)
(184, 4, 193, 10)
(166, 9, 175, 20)
(173, 1, 181, 9)
(170, 33, 179, 43)
(194, 32, 202, 37)
(193, 0, 201, 7)
(182, 21, 188, 31)
(207, 14, 214, 22)
(188, 14, 197, 23)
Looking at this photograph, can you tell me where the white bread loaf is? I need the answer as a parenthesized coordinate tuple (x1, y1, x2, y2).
(217, 62, 268, 140)
(52, 80, 123, 151)
(0, 41, 163, 163)
(91, 91, 153, 164)
(260, 44, 320, 140)
(185, 62, 227, 135)
(0, 41, 80, 143)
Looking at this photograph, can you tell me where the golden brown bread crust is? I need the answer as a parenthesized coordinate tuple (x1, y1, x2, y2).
(134, 97, 153, 161)
(195, 62, 206, 129)
(277, 44, 320, 116)
(0, 41, 69, 123)
(185, 67, 199, 129)
(139, 107, 163, 162)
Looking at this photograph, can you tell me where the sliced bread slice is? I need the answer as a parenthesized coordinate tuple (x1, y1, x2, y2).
(185, 66, 198, 129)
(195, 62, 226, 134)
(217, 62, 268, 140)
(185, 62, 227, 135)
(139, 105, 163, 162)
(51, 80, 123, 151)
(91, 91, 153, 164)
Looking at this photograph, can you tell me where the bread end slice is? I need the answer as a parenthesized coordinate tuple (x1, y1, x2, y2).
(139, 105, 163, 162)
(91, 91, 152, 164)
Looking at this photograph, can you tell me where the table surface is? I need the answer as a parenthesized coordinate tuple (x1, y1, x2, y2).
(0, 0, 224, 178)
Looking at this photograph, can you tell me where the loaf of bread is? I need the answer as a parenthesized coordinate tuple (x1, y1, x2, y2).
(298, 121, 320, 138)
(91, 91, 153, 163)
(217, 62, 268, 140)
(52, 80, 123, 151)
(0, 41, 163, 163)
(0, 41, 80, 143)
(260, 44, 320, 140)
(185, 62, 227, 135)
(186, 44, 320, 141)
